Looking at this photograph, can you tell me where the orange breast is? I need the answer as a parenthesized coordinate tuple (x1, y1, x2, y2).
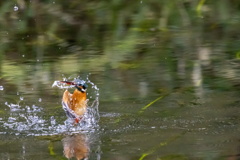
(62, 89, 87, 116)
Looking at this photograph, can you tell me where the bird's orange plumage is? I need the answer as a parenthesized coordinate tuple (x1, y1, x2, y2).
(61, 80, 88, 123)
(62, 89, 87, 116)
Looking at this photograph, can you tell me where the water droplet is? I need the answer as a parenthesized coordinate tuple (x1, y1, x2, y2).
(22, 144, 26, 155)
(20, 97, 24, 101)
(13, 5, 18, 11)
(38, 98, 42, 102)
(0, 86, 4, 90)
(50, 116, 56, 125)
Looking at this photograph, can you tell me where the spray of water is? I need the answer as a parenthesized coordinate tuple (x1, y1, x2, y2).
(1, 75, 100, 136)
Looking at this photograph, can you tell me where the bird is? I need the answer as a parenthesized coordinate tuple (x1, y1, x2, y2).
(61, 79, 88, 123)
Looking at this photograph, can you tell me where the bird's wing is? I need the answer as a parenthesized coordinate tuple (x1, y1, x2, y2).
(62, 101, 79, 119)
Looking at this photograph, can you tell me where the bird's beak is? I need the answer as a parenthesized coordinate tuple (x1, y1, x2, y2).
(60, 81, 75, 85)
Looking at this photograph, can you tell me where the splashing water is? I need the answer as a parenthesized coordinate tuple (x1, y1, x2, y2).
(2, 103, 46, 135)
(1, 76, 99, 136)
(52, 80, 75, 89)
(13, 5, 18, 11)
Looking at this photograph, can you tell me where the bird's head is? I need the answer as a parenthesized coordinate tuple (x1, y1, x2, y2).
(73, 79, 88, 93)
(61, 79, 88, 93)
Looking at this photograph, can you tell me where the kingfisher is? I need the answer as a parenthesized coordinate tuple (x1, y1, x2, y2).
(61, 79, 88, 123)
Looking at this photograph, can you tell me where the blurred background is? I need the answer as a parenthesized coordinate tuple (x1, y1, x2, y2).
(0, 0, 240, 160)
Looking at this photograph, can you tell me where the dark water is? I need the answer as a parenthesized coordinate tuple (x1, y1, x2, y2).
(1, 1, 240, 160)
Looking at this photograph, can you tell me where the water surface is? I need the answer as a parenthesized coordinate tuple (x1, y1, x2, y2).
(1, 1, 240, 160)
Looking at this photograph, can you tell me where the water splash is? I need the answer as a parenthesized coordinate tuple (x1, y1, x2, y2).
(2, 102, 99, 136)
(2, 103, 45, 135)
(1, 76, 99, 136)
(52, 80, 75, 89)
(0, 86, 4, 90)
(13, 5, 18, 11)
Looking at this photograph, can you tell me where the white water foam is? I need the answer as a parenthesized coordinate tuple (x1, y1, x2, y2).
(1, 76, 99, 136)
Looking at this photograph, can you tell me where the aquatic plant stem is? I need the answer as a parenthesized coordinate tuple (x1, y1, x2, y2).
(138, 93, 169, 114)
(196, 0, 206, 17)
(138, 131, 187, 160)
(48, 142, 65, 160)
(114, 93, 169, 124)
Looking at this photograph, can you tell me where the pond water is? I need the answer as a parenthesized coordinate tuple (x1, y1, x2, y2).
(0, 68, 240, 160)
(1, 1, 240, 160)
